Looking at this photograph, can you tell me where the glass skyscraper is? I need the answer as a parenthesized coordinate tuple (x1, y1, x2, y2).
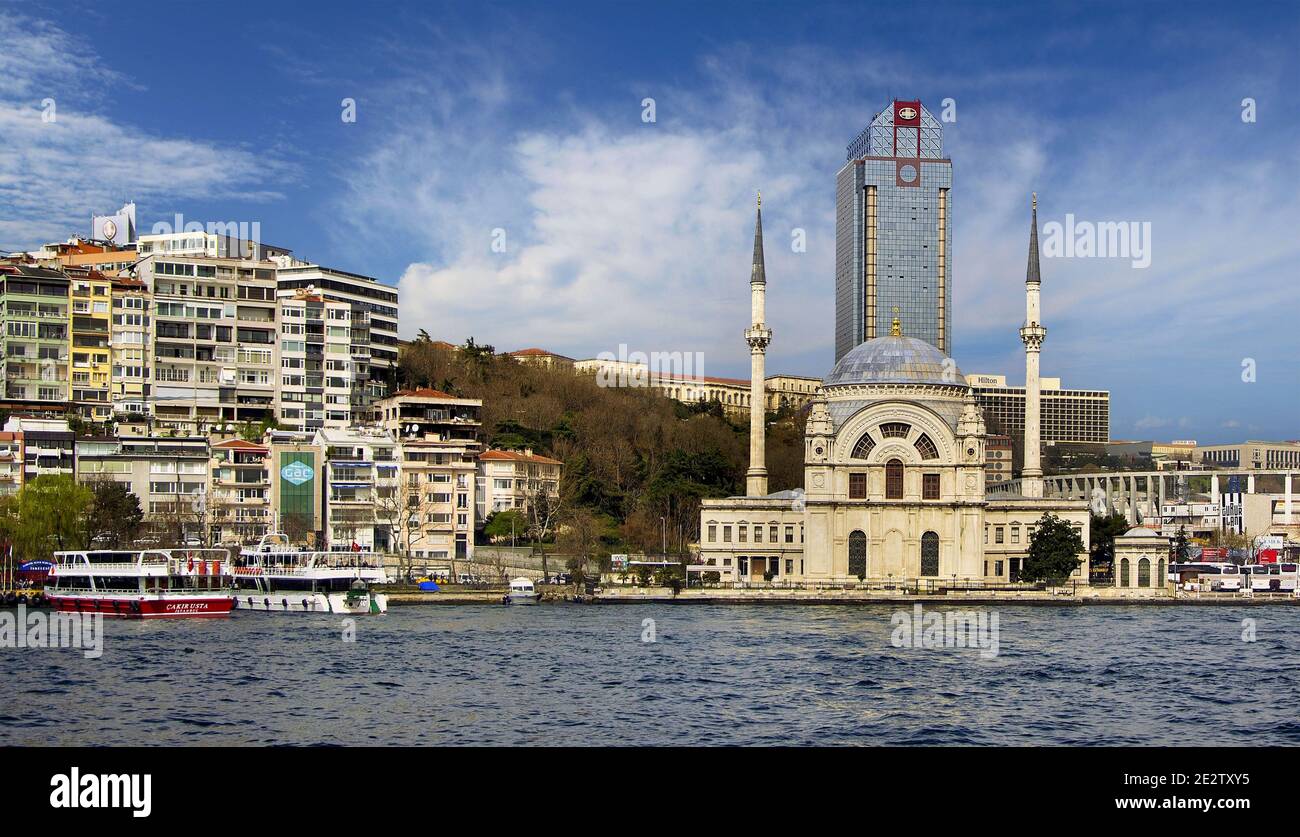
(835, 99, 952, 361)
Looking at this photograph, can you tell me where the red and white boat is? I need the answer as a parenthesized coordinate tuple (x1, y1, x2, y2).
(47, 548, 235, 618)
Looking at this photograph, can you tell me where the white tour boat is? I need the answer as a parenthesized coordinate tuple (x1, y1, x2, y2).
(231, 533, 390, 614)
(47, 548, 235, 618)
(506, 577, 541, 605)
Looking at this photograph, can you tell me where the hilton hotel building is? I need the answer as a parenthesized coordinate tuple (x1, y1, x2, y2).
(835, 99, 952, 361)
(967, 373, 1110, 445)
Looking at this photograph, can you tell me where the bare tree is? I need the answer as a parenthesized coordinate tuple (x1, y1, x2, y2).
(374, 477, 445, 582)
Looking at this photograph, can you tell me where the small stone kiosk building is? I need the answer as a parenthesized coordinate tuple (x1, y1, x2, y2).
(1112, 526, 1170, 590)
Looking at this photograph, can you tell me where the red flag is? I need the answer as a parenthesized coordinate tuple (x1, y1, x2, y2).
(352, 541, 360, 552)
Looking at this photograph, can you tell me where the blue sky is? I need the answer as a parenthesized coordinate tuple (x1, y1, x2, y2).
(2, 0, 1298, 443)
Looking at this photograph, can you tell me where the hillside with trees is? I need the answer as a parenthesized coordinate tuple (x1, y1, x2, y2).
(398, 335, 807, 557)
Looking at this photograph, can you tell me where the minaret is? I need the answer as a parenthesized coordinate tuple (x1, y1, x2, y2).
(745, 192, 772, 497)
(1019, 193, 1047, 498)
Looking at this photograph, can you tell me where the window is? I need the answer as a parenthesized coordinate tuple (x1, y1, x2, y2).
(995, 527, 1005, 544)
(1138, 557, 1151, 587)
(922, 473, 939, 500)
(914, 433, 939, 460)
(738, 525, 747, 543)
(723, 525, 731, 542)
(1119, 557, 1130, 587)
(707, 524, 716, 542)
(784, 526, 794, 544)
(754, 525, 763, 543)
(848, 530, 866, 579)
(879, 422, 910, 439)
(769, 524, 778, 542)
(851, 433, 875, 460)
(920, 531, 939, 576)
(849, 472, 867, 499)
(1011, 526, 1020, 543)
(885, 459, 903, 499)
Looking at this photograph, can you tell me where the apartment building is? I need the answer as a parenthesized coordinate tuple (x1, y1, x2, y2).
(136, 231, 291, 262)
(0, 432, 23, 495)
(1, 265, 71, 409)
(313, 426, 398, 551)
(4, 416, 75, 481)
(274, 260, 398, 406)
(109, 276, 151, 418)
(66, 268, 113, 421)
(76, 435, 211, 542)
(136, 255, 279, 433)
(374, 388, 483, 562)
(276, 288, 363, 431)
(476, 449, 563, 522)
(209, 438, 271, 545)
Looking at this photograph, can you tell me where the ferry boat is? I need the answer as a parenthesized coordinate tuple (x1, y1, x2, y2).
(47, 549, 235, 618)
(231, 533, 390, 614)
(505, 577, 541, 605)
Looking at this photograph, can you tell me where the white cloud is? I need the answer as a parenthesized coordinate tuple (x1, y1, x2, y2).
(1135, 415, 1172, 430)
(0, 14, 289, 250)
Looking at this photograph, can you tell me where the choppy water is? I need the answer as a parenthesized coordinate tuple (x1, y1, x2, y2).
(3, 604, 1299, 745)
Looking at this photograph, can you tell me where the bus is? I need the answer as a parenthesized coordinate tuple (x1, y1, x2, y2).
(1167, 562, 1242, 592)
(1241, 563, 1300, 592)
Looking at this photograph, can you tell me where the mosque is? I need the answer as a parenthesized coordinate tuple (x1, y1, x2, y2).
(697, 195, 1091, 585)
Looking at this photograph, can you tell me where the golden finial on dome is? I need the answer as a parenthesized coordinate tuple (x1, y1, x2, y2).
(890, 306, 901, 337)
(1032, 191, 1037, 211)
(757, 190, 761, 209)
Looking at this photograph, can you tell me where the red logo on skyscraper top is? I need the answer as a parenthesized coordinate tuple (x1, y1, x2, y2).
(894, 100, 921, 126)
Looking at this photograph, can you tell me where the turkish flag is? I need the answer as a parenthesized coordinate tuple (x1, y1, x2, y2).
(351, 541, 361, 552)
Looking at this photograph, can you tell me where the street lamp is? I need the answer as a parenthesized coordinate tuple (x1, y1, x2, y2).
(660, 516, 666, 558)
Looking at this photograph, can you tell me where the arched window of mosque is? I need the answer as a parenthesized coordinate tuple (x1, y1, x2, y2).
(1119, 558, 1130, 587)
(848, 530, 867, 580)
(879, 422, 911, 439)
(914, 433, 939, 460)
(851, 433, 876, 460)
(1157, 559, 1165, 585)
(920, 531, 939, 577)
(885, 459, 904, 499)
(1138, 557, 1151, 587)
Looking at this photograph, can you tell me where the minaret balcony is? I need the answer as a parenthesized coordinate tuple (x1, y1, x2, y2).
(745, 326, 772, 350)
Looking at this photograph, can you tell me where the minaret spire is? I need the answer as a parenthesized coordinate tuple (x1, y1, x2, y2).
(1026, 191, 1041, 285)
(1019, 192, 1046, 498)
(745, 192, 772, 497)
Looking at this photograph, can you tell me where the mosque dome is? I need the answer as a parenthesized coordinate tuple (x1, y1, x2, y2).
(823, 335, 965, 388)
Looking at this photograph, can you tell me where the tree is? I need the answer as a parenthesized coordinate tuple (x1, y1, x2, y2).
(1089, 511, 1130, 571)
(281, 511, 314, 547)
(483, 509, 527, 543)
(0, 475, 93, 561)
(1020, 513, 1085, 585)
(559, 506, 613, 587)
(83, 479, 143, 548)
(1172, 526, 1192, 562)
